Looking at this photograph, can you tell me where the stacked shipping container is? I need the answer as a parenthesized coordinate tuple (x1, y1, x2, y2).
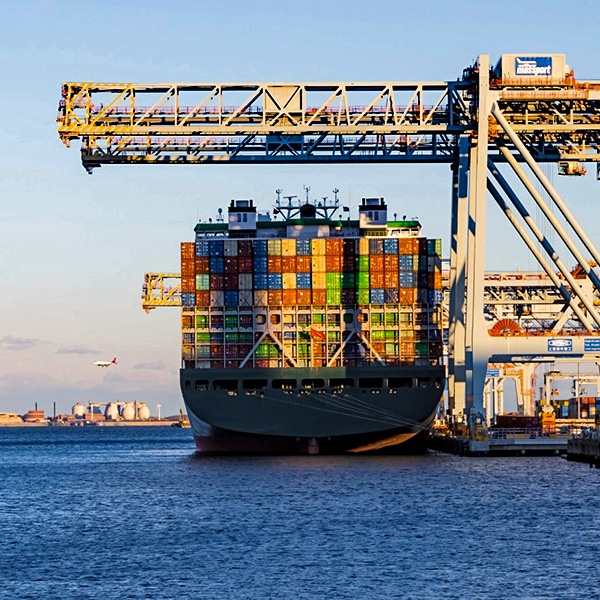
(180, 232, 444, 370)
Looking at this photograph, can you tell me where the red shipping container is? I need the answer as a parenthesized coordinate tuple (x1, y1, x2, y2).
(282, 256, 297, 272)
(210, 274, 224, 290)
(238, 256, 253, 273)
(210, 344, 224, 358)
(326, 255, 341, 272)
(370, 255, 384, 271)
(181, 275, 195, 293)
(282, 290, 297, 306)
(224, 257, 238, 273)
(343, 238, 357, 254)
(255, 359, 270, 368)
(399, 239, 413, 254)
(195, 291, 210, 307)
(237, 240, 253, 256)
(418, 238, 428, 253)
(296, 256, 311, 272)
(195, 257, 210, 273)
(225, 360, 242, 369)
(223, 274, 239, 290)
(268, 256, 282, 273)
(297, 289, 311, 305)
(268, 290, 283, 305)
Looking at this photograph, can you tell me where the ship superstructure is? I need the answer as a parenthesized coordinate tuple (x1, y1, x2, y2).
(179, 192, 446, 454)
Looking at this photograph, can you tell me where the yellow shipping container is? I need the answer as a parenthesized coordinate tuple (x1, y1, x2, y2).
(311, 256, 326, 272)
(312, 272, 327, 289)
(281, 239, 296, 256)
(267, 239, 282, 255)
(311, 238, 326, 255)
(282, 273, 297, 289)
(359, 238, 370, 255)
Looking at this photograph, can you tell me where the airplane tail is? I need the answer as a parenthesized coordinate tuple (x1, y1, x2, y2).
(112, 357, 117, 364)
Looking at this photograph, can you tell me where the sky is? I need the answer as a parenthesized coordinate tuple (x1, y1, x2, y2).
(1, 0, 600, 417)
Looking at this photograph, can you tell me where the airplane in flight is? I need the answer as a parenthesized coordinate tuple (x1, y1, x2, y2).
(94, 357, 117, 367)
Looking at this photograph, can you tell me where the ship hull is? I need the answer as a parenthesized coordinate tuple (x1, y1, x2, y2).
(181, 365, 445, 454)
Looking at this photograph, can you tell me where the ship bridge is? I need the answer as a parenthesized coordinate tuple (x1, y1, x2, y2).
(58, 54, 600, 450)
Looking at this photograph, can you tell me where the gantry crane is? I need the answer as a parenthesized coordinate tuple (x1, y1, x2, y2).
(57, 54, 600, 452)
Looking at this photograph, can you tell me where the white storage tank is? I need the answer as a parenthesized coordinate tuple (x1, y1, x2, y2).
(72, 403, 86, 417)
(121, 402, 136, 421)
(137, 403, 151, 420)
(104, 403, 120, 421)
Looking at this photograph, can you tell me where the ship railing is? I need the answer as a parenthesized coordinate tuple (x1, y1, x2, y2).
(489, 427, 576, 440)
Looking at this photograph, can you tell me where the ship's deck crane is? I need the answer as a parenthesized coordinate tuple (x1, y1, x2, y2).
(58, 54, 600, 452)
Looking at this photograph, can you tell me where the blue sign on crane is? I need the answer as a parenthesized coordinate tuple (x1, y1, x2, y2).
(548, 339, 573, 353)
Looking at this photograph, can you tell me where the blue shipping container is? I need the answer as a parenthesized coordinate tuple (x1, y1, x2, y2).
(253, 256, 268, 273)
(195, 239, 210, 257)
(253, 273, 268, 290)
(370, 289, 385, 305)
(268, 273, 283, 290)
(181, 292, 196, 308)
(224, 291, 239, 307)
(209, 240, 224, 256)
(384, 239, 398, 254)
(209, 257, 224, 273)
(297, 273, 312, 289)
(297, 239, 311, 255)
(253, 240, 268, 256)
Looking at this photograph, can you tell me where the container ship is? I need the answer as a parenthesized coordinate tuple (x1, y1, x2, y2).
(179, 191, 446, 454)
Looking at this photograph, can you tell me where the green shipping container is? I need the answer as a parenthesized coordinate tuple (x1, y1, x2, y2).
(357, 289, 370, 305)
(326, 272, 342, 289)
(327, 289, 341, 305)
(357, 256, 370, 271)
(357, 272, 370, 289)
(196, 316, 209, 329)
(415, 341, 429, 356)
(225, 315, 238, 329)
(196, 274, 210, 291)
(341, 273, 355, 288)
(197, 332, 211, 341)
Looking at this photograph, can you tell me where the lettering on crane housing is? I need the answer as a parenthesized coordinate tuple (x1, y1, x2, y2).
(515, 57, 552, 77)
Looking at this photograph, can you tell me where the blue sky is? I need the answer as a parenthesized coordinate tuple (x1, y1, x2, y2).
(1, 0, 599, 416)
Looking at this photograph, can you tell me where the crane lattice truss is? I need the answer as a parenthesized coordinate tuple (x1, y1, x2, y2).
(57, 55, 600, 430)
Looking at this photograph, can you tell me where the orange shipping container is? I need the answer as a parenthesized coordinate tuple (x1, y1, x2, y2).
(326, 255, 342, 272)
(296, 256, 311, 272)
(326, 238, 343, 254)
(282, 256, 297, 272)
(370, 271, 385, 289)
(370, 255, 384, 271)
(399, 288, 416, 304)
(297, 289, 312, 305)
(282, 290, 297, 306)
(386, 271, 399, 288)
(181, 242, 195, 260)
(268, 290, 283, 305)
(268, 256, 282, 272)
(384, 255, 399, 272)
(312, 289, 327, 305)
(181, 275, 195, 293)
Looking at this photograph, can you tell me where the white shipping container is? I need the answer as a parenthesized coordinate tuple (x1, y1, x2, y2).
(493, 54, 569, 83)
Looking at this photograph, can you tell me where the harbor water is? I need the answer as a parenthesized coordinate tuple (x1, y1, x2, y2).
(0, 426, 598, 599)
